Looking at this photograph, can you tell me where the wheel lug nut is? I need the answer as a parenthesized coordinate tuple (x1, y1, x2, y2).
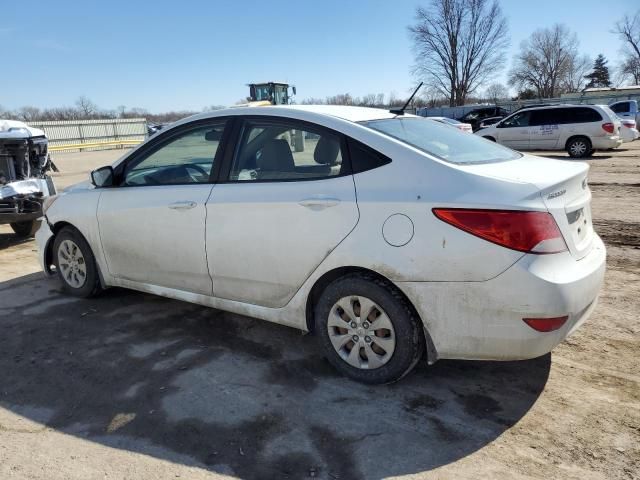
(365, 336, 372, 343)
(362, 322, 369, 329)
(350, 322, 357, 328)
(352, 335, 359, 342)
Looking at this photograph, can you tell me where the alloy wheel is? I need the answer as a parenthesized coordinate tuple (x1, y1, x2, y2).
(58, 239, 87, 288)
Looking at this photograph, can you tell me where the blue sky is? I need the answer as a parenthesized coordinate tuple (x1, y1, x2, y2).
(1, 0, 637, 112)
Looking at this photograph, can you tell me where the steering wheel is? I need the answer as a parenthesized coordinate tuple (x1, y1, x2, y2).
(183, 164, 210, 181)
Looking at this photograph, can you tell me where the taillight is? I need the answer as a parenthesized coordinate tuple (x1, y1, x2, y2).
(621, 120, 636, 128)
(523, 316, 568, 332)
(432, 208, 567, 254)
(602, 122, 615, 134)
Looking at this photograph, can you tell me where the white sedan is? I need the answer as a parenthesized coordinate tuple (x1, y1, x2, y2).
(36, 105, 606, 384)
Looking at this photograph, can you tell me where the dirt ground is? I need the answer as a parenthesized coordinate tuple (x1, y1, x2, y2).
(0, 144, 638, 479)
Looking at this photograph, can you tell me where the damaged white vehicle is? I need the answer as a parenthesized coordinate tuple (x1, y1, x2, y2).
(0, 120, 56, 236)
(36, 106, 606, 384)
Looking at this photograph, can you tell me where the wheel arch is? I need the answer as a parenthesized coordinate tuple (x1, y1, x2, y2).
(47, 221, 106, 288)
(305, 266, 438, 363)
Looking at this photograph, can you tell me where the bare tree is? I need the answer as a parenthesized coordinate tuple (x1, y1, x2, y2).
(484, 83, 509, 102)
(560, 54, 592, 92)
(16, 106, 42, 122)
(614, 11, 640, 85)
(509, 24, 587, 98)
(620, 56, 640, 84)
(409, 0, 509, 107)
(326, 94, 355, 105)
(75, 96, 98, 118)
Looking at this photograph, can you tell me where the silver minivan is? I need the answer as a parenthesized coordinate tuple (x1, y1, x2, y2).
(476, 104, 622, 158)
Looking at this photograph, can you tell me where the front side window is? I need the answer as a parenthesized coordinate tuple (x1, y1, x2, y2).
(123, 123, 226, 186)
(530, 109, 557, 126)
(500, 111, 531, 128)
(362, 117, 520, 164)
(230, 121, 344, 181)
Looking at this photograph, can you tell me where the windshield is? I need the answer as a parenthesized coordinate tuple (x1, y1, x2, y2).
(362, 117, 521, 164)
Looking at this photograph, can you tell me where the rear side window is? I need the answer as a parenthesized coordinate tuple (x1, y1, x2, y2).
(563, 107, 602, 124)
(347, 139, 391, 173)
(610, 102, 630, 114)
(230, 121, 345, 181)
(529, 109, 557, 126)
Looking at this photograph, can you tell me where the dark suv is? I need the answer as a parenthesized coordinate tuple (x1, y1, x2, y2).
(458, 107, 509, 131)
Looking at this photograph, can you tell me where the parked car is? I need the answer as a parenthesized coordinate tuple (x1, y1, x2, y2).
(476, 104, 622, 158)
(609, 99, 640, 125)
(427, 116, 473, 133)
(477, 116, 505, 130)
(618, 117, 639, 142)
(36, 105, 606, 384)
(0, 120, 56, 237)
(458, 106, 509, 131)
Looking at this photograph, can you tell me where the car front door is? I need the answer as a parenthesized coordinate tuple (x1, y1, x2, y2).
(495, 111, 531, 150)
(206, 117, 359, 308)
(96, 120, 228, 295)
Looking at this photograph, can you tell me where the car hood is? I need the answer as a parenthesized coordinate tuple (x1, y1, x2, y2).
(63, 180, 95, 193)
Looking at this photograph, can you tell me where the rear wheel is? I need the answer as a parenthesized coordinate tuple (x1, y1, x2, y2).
(53, 227, 101, 298)
(10, 220, 39, 238)
(567, 137, 592, 158)
(315, 275, 425, 384)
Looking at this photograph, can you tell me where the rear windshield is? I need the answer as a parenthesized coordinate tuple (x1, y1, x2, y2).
(361, 117, 521, 164)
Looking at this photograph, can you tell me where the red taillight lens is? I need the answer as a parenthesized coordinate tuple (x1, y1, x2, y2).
(432, 208, 567, 254)
(621, 120, 636, 128)
(523, 316, 568, 332)
(602, 122, 615, 134)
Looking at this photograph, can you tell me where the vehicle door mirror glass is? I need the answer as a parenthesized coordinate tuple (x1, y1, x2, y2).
(91, 166, 114, 187)
(292, 86, 297, 95)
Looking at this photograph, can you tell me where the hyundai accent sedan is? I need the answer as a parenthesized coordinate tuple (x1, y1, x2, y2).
(36, 105, 606, 384)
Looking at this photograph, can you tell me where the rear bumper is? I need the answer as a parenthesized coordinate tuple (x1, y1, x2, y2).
(591, 136, 622, 149)
(398, 234, 606, 361)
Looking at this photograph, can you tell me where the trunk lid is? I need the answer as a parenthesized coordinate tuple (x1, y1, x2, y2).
(458, 154, 594, 259)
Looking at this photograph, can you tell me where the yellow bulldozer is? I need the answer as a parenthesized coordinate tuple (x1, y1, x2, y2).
(247, 82, 296, 105)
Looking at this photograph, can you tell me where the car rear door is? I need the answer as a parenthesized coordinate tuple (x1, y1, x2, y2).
(205, 117, 359, 308)
(96, 120, 229, 295)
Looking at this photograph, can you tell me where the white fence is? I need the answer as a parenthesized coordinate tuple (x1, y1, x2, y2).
(28, 118, 147, 153)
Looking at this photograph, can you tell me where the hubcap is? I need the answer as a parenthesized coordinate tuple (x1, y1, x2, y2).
(58, 239, 87, 288)
(327, 296, 396, 370)
(571, 141, 587, 156)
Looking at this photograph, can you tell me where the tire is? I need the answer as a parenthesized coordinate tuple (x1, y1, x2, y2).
(315, 274, 425, 384)
(566, 137, 592, 158)
(10, 220, 39, 238)
(53, 226, 101, 298)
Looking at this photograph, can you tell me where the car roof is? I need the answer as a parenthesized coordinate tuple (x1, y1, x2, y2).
(518, 104, 603, 112)
(177, 105, 408, 128)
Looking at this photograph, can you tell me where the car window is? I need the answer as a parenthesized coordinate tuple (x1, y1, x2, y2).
(362, 117, 520, 164)
(563, 107, 602, 124)
(500, 111, 531, 128)
(348, 138, 391, 173)
(230, 121, 345, 181)
(530, 109, 557, 126)
(610, 102, 630, 114)
(123, 123, 226, 186)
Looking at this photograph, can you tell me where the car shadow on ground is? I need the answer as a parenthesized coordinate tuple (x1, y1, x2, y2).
(0, 231, 32, 251)
(0, 273, 551, 480)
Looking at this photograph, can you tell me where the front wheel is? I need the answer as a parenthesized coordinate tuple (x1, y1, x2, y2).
(10, 220, 39, 238)
(567, 137, 592, 158)
(315, 275, 425, 384)
(53, 227, 102, 297)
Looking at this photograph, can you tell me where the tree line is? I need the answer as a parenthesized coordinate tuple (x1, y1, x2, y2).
(409, 0, 640, 107)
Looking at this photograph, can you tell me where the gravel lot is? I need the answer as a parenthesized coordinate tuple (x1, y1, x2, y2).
(0, 144, 638, 479)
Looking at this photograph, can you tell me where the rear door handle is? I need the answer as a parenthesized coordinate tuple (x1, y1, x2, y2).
(168, 201, 197, 210)
(298, 197, 340, 210)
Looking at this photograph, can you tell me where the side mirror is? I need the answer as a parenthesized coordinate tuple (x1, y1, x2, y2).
(292, 86, 297, 95)
(91, 166, 114, 187)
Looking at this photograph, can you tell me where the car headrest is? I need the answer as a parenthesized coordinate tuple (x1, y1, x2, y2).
(257, 139, 295, 172)
(314, 136, 340, 165)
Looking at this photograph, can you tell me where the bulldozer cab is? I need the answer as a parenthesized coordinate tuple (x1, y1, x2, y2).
(248, 82, 296, 105)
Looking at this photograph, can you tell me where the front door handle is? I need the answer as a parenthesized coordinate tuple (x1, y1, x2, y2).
(298, 197, 340, 211)
(168, 201, 197, 210)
